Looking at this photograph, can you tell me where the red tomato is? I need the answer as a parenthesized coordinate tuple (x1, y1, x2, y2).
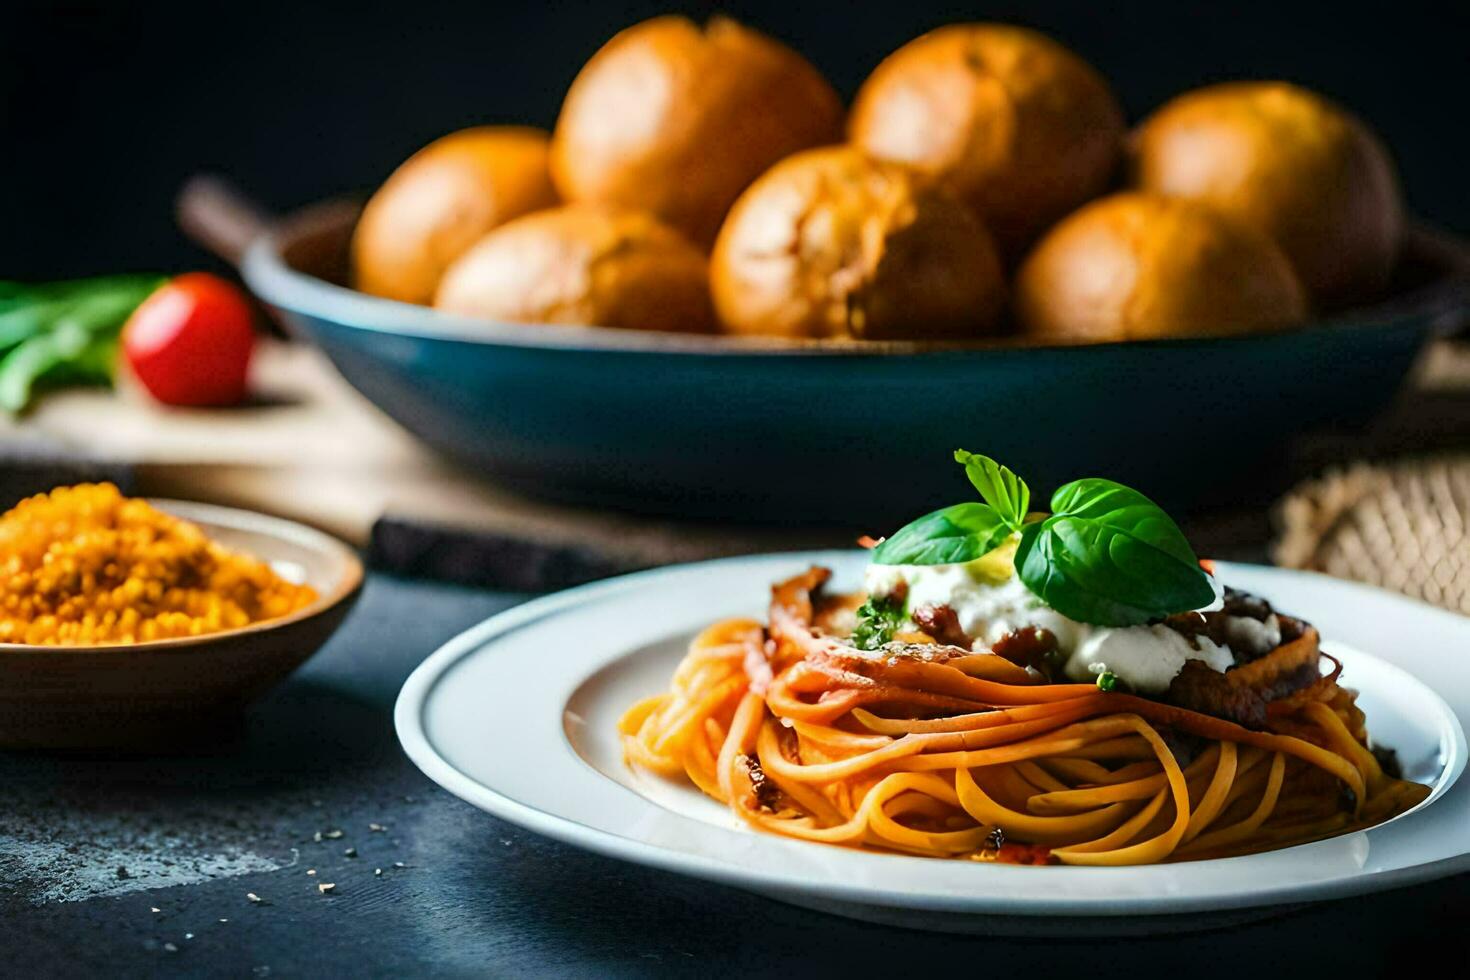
(122, 272, 256, 406)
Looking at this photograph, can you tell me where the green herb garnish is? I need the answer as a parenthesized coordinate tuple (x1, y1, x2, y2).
(852, 593, 906, 651)
(1096, 671, 1118, 692)
(868, 451, 1214, 629)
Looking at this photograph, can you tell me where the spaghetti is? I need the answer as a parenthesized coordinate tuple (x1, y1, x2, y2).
(621, 567, 1430, 865)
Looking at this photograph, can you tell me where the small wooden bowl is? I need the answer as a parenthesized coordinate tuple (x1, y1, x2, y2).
(0, 500, 364, 750)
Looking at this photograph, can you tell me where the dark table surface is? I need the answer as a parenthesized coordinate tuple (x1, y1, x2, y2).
(2, 572, 1467, 979)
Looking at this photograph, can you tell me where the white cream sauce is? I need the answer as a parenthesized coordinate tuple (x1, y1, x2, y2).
(863, 546, 1268, 695)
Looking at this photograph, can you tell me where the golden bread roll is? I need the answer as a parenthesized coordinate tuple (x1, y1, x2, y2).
(850, 23, 1124, 259)
(353, 126, 557, 304)
(1131, 82, 1403, 308)
(434, 204, 714, 333)
(1014, 192, 1308, 343)
(710, 146, 1006, 340)
(550, 15, 844, 247)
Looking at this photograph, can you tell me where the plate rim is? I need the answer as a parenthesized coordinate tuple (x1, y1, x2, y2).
(395, 552, 1470, 918)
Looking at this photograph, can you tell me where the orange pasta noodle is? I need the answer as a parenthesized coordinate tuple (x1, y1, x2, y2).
(622, 567, 1431, 866)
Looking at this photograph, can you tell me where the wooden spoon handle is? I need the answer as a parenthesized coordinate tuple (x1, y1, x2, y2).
(175, 175, 275, 269)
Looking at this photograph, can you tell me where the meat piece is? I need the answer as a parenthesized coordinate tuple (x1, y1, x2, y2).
(991, 627, 1059, 673)
(737, 754, 782, 811)
(1371, 745, 1404, 780)
(1165, 660, 1268, 729)
(1163, 591, 1304, 664)
(1162, 610, 1216, 648)
(1164, 620, 1323, 728)
(1226, 623, 1320, 696)
(1221, 587, 1274, 621)
(911, 603, 971, 648)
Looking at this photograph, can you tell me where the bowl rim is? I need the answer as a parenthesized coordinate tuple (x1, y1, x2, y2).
(0, 498, 365, 656)
(242, 199, 1470, 358)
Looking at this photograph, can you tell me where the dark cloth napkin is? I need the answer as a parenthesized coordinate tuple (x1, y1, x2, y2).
(0, 442, 134, 511)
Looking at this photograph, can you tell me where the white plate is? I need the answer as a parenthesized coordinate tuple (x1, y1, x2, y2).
(395, 553, 1468, 934)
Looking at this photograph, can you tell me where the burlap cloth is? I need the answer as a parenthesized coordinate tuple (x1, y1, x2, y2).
(1277, 456, 1470, 613)
(1276, 340, 1470, 614)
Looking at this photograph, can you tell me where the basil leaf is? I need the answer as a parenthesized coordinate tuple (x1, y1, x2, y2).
(1048, 479, 1201, 568)
(953, 450, 1030, 529)
(871, 502, 1013, 566)
(1014, 478, 1215, 627)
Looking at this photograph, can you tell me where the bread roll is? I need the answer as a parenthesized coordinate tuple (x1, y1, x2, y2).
(353, 127, 556, 304)
(850, 24, 1124, 259)
(1015, 192, 1307, 343)
(710, 146, 1006, 340)
(434, 204, 713, 333)
(1131, 82, 1403, 308)
(551, 15, 844, 247)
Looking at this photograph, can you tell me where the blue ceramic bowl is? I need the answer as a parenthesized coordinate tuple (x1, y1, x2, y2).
(243, 202, 1469, 525)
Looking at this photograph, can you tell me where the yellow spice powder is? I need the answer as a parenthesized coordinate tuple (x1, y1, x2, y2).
(0, 484, 318, 646)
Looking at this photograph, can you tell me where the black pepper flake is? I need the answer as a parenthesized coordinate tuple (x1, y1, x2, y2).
(985, 827, 1006, 851)
(116, 866, 130, 880)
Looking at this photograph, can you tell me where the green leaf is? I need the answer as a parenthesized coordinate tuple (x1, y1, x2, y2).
(1048, 479, 1199, 568)
(852, 593, 907, 651)
(0, 330, 82, 414)
(0, 309, 51, 354)
(871, 502, 1014, 566)
(953, 450, 1030, 529)
(46, 332, 119, 386)
(1015, 478, 1215, 627)
(0, 275, 163, 414)
(57, 281, 165, 334)
(0, 283, 41, 315)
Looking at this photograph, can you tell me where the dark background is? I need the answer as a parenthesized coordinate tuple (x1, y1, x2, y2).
(2, 1, 1467, 281)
